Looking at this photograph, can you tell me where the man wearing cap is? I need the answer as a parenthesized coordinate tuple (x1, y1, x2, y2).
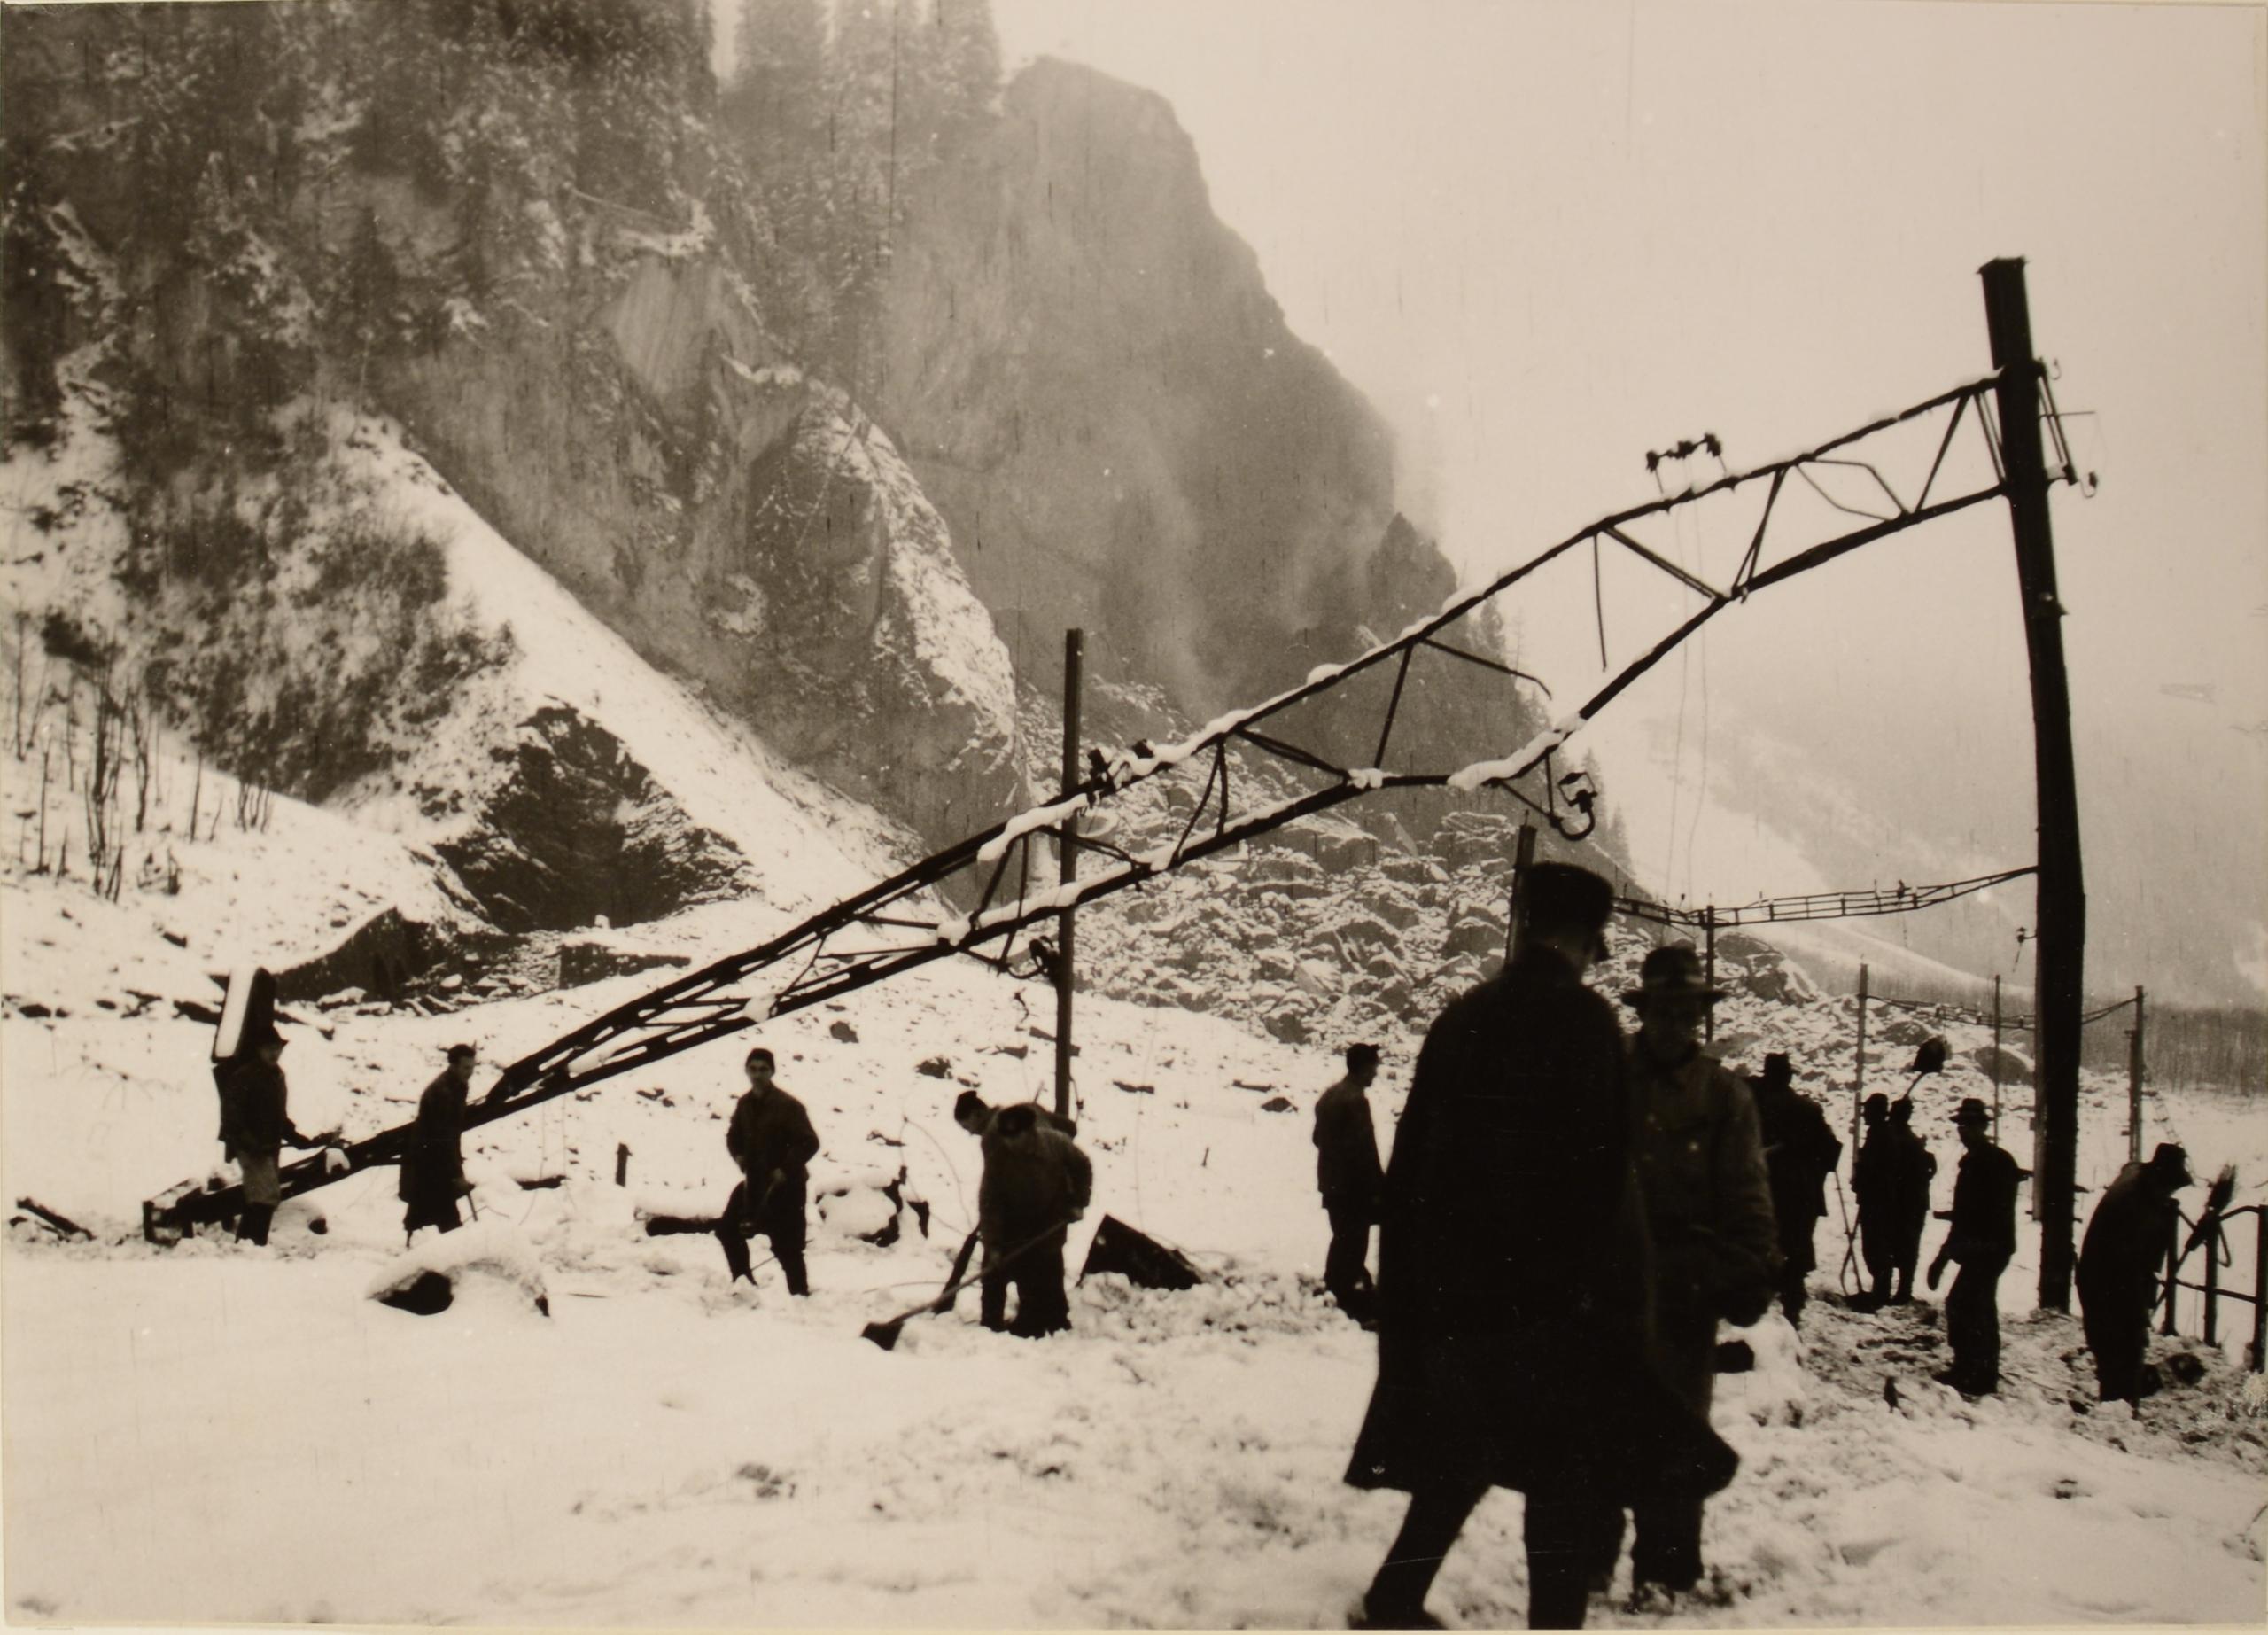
(1619, 943, 1778, 1600)
(2077, 1142, 2192, 1407)
(1747, 1053, 1842, 1328)
(1347, 864, 1736, 1631)
(1314, 1042, 1386, 1322)
(723, 1047, 821, 1296)
(400, 1043, 479, 1241)
(214, 1024, 319, 1247)
(1926, 1099, 2022, 1396)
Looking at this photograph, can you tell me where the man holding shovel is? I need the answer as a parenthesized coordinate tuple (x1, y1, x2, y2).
(974, 1102, 1092, 1335)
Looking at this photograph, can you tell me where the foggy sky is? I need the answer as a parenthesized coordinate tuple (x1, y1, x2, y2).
(990, 0, 2268, 1007)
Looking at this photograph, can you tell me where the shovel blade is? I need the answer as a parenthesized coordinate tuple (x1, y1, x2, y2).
(861, 1319, 905, 1351)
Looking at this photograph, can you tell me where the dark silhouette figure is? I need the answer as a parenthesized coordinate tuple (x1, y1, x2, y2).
(1314, 1041, 1386, 1321)
(1620, 944, 1779, 1598)
(975, 1102, 1092, 1335)
(1346, 867, 1736, 1631)
(214, 1024, 317, 1246)
(2078, 1142, 2191, 1406)
(1748, 1053, 1843, 1327)
(1886, 1097, 1938, 1302)
(400, 1043, 478, 1241)
(1927, 1098, 2021, 1396)
(721, 1047, 820, 1295)
(1850, 1093, 1895, 1304)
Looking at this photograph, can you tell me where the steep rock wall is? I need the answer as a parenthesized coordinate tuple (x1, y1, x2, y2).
(879, 59, 1410, 716)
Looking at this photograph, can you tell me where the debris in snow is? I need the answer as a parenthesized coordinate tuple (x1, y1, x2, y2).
(365, 1222, 551, 1319)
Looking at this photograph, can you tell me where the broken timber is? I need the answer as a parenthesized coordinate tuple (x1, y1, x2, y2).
(144, 333, 2079, 1241)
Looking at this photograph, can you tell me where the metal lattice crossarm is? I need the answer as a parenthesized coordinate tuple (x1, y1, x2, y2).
(1615, 865, 2039, 930)
(144, 362, 2074, 1238)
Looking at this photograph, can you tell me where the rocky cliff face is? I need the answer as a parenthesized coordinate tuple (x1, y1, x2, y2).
(879, 59, 1437, 716)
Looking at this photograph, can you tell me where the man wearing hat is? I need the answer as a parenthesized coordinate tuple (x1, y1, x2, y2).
(1347, 864, 1736, 1631)
(1925, 1099, 2023, 1396)
(214, 1024, 319, 1247)
(2077, 1142, 2192, 1407)
(1314, 1041, 1386, 1322)
(400, 1043, 480, 1241)
(1619, 943, 1779, 1599)
(1747, 1053, 1842, 1327)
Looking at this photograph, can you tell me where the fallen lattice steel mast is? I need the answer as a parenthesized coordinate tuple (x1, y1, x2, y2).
(144, 271, 2085, 1242)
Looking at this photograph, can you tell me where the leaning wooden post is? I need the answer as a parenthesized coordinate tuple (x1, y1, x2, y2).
(1850, 962, 1870, 1157)
(1982, 257, 2086, 1312)
(2126, 985, 2146, 1165)
(1054, 628, 1084, 1123)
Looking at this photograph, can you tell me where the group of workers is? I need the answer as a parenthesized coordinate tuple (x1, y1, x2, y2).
(1306, 861, 2212, 1630)
(207, 856, 2210, 1630)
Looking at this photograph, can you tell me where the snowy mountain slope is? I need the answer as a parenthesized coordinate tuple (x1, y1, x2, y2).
(322, 405, 912, 923)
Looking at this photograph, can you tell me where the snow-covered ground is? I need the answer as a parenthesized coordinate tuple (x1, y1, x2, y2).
(5, 878, 2265, 1626)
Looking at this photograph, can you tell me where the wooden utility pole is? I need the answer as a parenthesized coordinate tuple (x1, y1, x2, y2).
(2127, 985, 2146, 1165)
(1702, 907, 1718, 1045)
(1850, 962, 1869, 1157)
(1054, 629, 1083, 1122)
(1990, 973, 2004, 1148)
(1982, 257, 2086, 1312)
(1505, 823, 1539, 962)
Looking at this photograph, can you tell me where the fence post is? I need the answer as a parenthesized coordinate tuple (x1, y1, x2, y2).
(2202, 1221, 2220, 1348)
(2252, 1211, 2265, 1374)
(2161, 1212, 2180, 1337)
(2125, 985, 2145, 1165)
(1851, 963, 1870, 1159)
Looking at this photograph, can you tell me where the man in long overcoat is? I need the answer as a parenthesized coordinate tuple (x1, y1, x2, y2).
(214, 1024, 318, 1246)
(1621, 944, 1779, 1599)
(1345, 865, 1735, 1631)
(1747, 1053, 1842, 1327)
(722, 1047, 820, 1295)
(975, 1101, 1093, 1336)
(2077, 1142, 2190, 1406)
(1314, 1041, 1386, 1321)
(1926, 1098, 2022, 1396)
(400, 1043, 478, 1241)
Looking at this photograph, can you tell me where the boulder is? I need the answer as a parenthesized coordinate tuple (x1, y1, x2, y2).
(1443, 915, 1506, 961)
(1969, 1044, 2034, 1085)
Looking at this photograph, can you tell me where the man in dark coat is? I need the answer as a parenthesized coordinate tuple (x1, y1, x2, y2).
(400, 1043, 478, 1241)
(1621, 944, 1779, 1599)
(214, 1024, 318, 1246)
(1886, 1096, 1938, 1304)
(1850, 1093, 1896, 1305)
(1926, 1098, 2022, 1396)
(1314, 1041, 1386, 1321)
(944, 1091, 1078, 1307)
(1346, 866, 1736, 1631)
(2078, 1142, 2191, 1406)
(1747, 1053, 1842, 1327)
(721, 1047, 820, 1295)
(975, 1101, 1093, 1336)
